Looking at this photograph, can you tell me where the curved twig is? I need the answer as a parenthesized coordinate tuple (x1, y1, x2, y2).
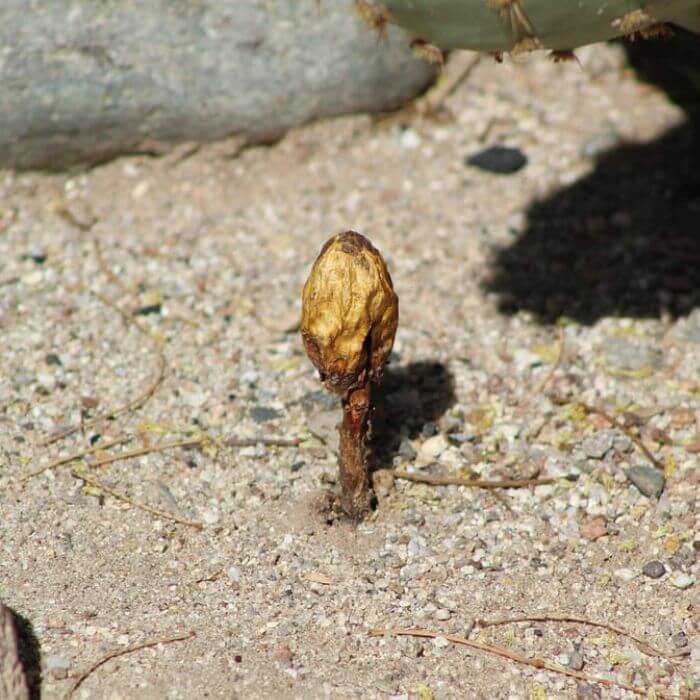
(64, 631, 195, 699)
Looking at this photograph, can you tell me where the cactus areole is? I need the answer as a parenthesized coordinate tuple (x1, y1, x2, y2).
(301, 231, 399, 518)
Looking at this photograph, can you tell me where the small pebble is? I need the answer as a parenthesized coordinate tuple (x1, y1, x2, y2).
(400, 129, 422, 150)
(45, 655, 71, 671)
(642, 560, 666, 579)
(581, 431, 614, 460)
(431, 636, 451, 649)
(435, 608, 451, 621)
(202, 508, 220, 525)
(614, 568, 637, 582)
(421, 421, 438, 437)
(601, 337, 661, 373)
(568, 648, 585, 671)
(398, 438, 417, 460)
(671, 631, 688, 648)
(466, 145, 527, 174)
(418, 434, 448, 461)
(227, 566, 242, 582)
(670, 574, 694, 590)
(625, 465, 665, 499)
(249, 406, 282, 423)
(580, 515, 607, 542)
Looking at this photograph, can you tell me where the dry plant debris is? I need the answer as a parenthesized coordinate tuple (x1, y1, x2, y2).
(63, 631, 195, 699)
(301, 231, 398, 518)
(370, 627, 675, 698)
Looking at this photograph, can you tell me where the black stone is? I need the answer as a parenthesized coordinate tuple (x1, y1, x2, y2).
(466, 146, 527, 175)
(136, 303, 162, 316)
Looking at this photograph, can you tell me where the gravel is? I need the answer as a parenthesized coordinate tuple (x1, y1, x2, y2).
(0, 40, 698, 700)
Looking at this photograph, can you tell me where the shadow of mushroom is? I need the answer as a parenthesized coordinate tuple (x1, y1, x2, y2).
(370, 360, 457, 469)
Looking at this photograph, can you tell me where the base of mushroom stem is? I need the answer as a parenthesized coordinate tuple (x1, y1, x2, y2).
(338, 382, 373, 519)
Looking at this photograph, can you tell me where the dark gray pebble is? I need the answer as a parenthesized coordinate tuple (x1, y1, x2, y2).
(625, 465, 665, 499)
(466, 146, 527, 174)
(576, 683, 601, 700)
(642, 560, 666, 579)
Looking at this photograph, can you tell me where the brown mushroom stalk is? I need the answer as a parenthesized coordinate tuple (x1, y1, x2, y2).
(301, 231, 399, 518)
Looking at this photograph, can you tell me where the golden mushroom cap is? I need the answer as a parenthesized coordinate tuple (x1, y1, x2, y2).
(301, 231, 399, 395)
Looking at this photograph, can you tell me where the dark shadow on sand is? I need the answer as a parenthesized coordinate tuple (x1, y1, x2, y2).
(370, 360, 456, 469)
(483, 29, 700, 325)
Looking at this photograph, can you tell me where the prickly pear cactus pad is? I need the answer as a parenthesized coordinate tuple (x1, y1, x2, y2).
(374, 0, 699, 52)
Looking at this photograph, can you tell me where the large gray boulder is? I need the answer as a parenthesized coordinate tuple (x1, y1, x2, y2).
(0, 1, 434, 170)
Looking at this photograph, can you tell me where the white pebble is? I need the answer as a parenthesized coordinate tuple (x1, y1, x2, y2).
(670, 574, 695, 590)
(614, 568, 637, 582)
(431, 636, 451, 649)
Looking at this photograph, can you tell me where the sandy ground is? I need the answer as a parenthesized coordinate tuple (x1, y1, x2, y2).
(1, 40, 699, 699)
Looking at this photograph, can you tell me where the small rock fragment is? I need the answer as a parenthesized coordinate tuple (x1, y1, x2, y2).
(398, 438, 417, 460)
(614, 568, 637, 582)
(670, 574, 694, 590)
(642, 560, 666, 579)
(372, 469, 395, 500)
(418, 434, 448, 461)
(227, 566, 242, 582)
(581, 431, 614, 459)
(45, 654, 71, 671)
(625, 465, 665, 499)
(201, 508, 220, 525)
(671, 631, 688, 648)
(601, 337, 661, 373)
(568, 648, 585, 671)
(669, 546, 697, 570)
(249, 406, 282, 423)
(431, 636, 450, 649)
(434, 609, 451, 621)
(466, 145, 527, 174)
(580, 515, 607, 542)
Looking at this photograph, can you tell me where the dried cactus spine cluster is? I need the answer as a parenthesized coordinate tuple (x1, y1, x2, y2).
(301, 231, 399, 518)
(356, 0, 700, 55)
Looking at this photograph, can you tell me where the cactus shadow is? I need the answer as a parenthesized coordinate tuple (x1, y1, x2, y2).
(370, 360, 456, 468)
(7, 607, 42, 699)
(483, 31, 700, 325)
